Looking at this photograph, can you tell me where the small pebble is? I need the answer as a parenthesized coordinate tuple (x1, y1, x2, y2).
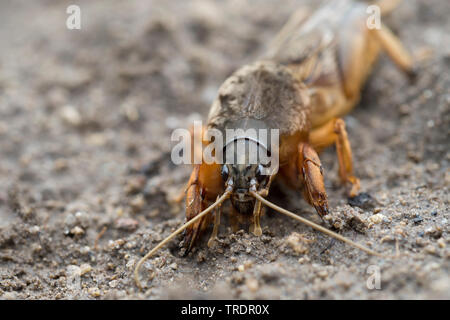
(88, 287, 101, 297)
(126, 259, 136, 270)
(31, 243, 42, 253)
(70, 226, 85, 236)
(369, 213, 385, 224)
(245, 278, 259, 292)
(437, 238, 446, 248)
(60, 105, 82, 127)
(66, 265, 81, 278)
(80, 246, 91, 255)
(80, 264, 92, 276)
(412, 216, 423, 224)
(170, 263, 178, 270)
(298, 255, 310, 264)
(380, 235, 394, 243)
(394, 227, 406, 237)
(109, 239, 125, 250)
(126, 241, 136, 249)
(424, 245, 436, 255)
(29, 225, 40, 234)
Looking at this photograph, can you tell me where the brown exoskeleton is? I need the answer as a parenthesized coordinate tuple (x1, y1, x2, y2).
(135, 0, 415, 288)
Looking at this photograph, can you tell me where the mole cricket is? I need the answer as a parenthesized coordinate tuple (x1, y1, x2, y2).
(135, 0, 415, 288)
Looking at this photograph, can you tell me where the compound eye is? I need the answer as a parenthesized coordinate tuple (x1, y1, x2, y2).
(221, 165, 229, 181)
(255, 164, 264, 182)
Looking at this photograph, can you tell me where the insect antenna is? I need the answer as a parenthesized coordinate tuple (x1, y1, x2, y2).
(134, 189, 232, 290)
(250, 191, 386, 258)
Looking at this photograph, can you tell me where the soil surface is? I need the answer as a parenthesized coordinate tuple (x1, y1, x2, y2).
(0, 0, 448, 299)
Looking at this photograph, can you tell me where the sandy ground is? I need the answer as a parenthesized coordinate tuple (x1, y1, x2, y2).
(0, 0, 448, 300)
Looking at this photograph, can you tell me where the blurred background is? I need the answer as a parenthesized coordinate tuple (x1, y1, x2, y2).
(0, 0, 448, 299)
